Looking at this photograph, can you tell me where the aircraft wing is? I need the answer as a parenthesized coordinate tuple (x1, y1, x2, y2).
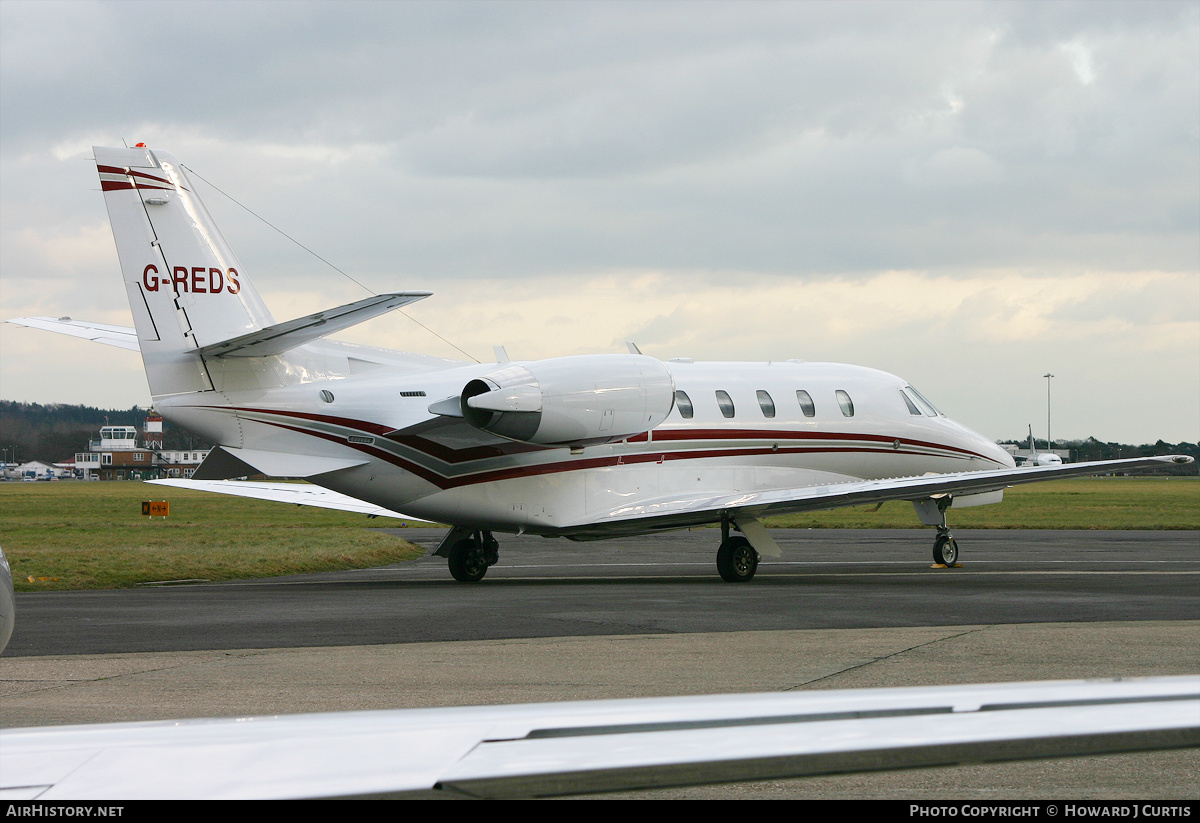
(146, 478, 429, 522)
(566, 455, 1194, 534)
(6, 317, 140, 351)
(1, 676, 1195, 799)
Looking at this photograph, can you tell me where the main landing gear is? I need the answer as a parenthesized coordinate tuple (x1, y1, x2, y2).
(932, 527, 959, 567)
(716, 515, 760, 582)
(443, 529, 500, 582)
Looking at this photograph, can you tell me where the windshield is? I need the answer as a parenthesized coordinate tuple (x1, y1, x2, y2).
(904, 386, 942, 416)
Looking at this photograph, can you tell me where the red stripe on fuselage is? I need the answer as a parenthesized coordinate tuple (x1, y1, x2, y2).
(650, 427, 981, 458)
(211, 406, 994, 492)
(220, 406, 984, 464)
(259, 417, 949, 491)
(223, 406, 549, 463)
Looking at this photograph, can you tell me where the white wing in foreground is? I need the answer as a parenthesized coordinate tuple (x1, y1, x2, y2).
(147, 479, 428, 522)
(6, 317, 139, 351)
(1, 677, 1196, 799)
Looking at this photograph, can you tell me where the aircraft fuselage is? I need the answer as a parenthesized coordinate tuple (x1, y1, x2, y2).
(157, 358, 1014, 538)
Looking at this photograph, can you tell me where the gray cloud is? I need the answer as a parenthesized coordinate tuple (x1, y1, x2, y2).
(1, 0, 1196, 442)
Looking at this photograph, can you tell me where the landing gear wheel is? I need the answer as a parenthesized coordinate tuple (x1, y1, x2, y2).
(481, 534, 500, 567)
(717, 536, 759, 582)
(448, 537, 489, 582)
(932, 533, 959, 567)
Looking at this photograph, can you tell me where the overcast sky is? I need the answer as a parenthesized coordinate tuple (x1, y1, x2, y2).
(1, 0, 1197, 444)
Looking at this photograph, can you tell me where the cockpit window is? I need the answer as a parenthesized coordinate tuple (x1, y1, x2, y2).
(795, 390, 816, 417)
(904, 385, 941, 416)
(900, 390, 922, 415)
(836, 389, 855, 417)
(674, 390, 693, 419)
(715, 390, 735, 418)
(756, 390, 775, 418)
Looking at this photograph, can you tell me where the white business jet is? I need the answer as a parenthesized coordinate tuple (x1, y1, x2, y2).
(9, 146, 1191, 582)
(1019, 424, 1064, 467)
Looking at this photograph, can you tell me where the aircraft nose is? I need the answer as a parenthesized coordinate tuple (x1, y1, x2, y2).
(945, 418, 1015, 468)
(983, 438, 1017, 468)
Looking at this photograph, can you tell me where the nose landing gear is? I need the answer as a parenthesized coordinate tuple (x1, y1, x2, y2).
(914, 497, 962, 568)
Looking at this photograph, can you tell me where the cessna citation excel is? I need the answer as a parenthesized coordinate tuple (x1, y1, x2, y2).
(10, 146, 1192, 583)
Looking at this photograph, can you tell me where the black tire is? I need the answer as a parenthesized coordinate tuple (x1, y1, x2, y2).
(716, 536, 759, 582)
(448, 537, 488, 582)
(932, 534, 959, 566)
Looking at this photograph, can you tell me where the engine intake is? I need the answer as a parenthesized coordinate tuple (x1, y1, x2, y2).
(461, 354, 675, 446)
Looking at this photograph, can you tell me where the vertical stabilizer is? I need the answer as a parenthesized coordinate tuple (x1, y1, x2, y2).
(95, 146, 274, 397)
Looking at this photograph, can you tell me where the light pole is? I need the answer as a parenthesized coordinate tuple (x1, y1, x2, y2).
(1043, 373, 1054, 451)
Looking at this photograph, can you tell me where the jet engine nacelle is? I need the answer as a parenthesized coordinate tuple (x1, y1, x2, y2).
(461, 354, 675, 447)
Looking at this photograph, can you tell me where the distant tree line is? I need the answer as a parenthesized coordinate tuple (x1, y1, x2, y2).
(1000, 436, 1198, 475)
(0, 401, 213, 464)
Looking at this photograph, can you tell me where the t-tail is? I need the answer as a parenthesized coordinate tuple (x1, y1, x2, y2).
(94, 145, 430, 399)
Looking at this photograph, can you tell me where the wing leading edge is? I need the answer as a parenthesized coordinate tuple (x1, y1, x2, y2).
(147, 479, 428, 521)
(1, 676, 1195, 799)
(6, 317, 139, 351)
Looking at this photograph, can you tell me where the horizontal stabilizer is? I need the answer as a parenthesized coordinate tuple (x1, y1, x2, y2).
(147, 478, 425, 521)
(193, 446, 367, 480)
(198, 292, 432, 358)
(6, 317, 139, 351)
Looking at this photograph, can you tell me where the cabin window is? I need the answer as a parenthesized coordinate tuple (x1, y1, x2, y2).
(756, 390, 775, 418)
(901, 390, 922, 415)
(715, 390, 735, 418)
(795, 390, 816, 417)
(905, 385, 941, 416)
(836, 389, 855, 417)
(675, 390, 694, 419)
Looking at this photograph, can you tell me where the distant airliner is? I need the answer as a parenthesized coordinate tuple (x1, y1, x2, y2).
(9, 146, 1191, 582)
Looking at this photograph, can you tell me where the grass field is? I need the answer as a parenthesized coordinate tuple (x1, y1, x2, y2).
(2, 476, 1196, 591)
(2, 481, 426, 591)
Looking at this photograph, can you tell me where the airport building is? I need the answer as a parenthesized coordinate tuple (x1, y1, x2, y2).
(74, 416, 209, 480)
